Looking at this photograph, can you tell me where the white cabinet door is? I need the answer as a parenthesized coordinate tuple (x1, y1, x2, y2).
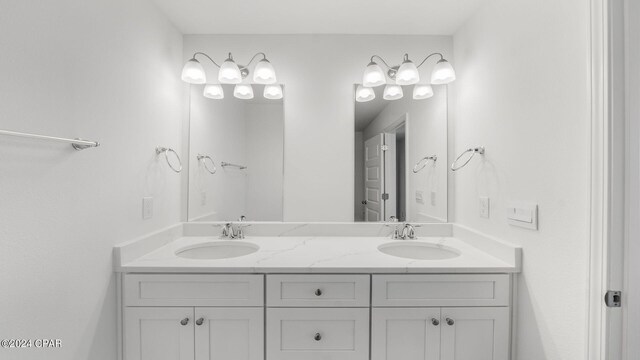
(124, 307, 194, 360)
(440, 307, 510, 360)
(195, 307, 264, 360)
(372, 308, 441, 360)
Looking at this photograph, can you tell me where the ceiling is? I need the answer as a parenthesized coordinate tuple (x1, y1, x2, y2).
(151, 0, 486, 35)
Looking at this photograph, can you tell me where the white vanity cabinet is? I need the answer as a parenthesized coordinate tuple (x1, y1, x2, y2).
(120, 273, 512, 360)
(371, 275, 511, 360)
(122, 274, 264, 360)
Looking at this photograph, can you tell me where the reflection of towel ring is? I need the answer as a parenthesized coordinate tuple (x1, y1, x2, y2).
(197, 154, 217, 174)
(451, 147, 485, 171)
(156, 147, 182, 173)
(413, 155, 437, 173)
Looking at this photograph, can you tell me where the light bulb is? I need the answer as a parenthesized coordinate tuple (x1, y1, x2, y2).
(355, 85, 375, 102)
(218, 56, 242, 84)
(253, 59, 277, 84)
(203, 84, 224, 99)
(383, 84, 403, 100)
(413, 84, 434, 100)
(263, 84, 283, 99)
(396, 59, 420, 85)
(363, 62, 386, 87)
(431, 59, 456, 84)
(234, 84, 254, 99)
(181, 59, 206, 84)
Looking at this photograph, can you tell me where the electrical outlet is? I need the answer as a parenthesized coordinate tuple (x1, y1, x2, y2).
(200, 192, 207, 206)
(479, 197, 490, 218)
(415, 191, 424, 204)
(430, 191, 436, 206)
(142, 197, 153, 220)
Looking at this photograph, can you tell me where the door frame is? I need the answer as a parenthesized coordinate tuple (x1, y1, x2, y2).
(588, 0, 627, 358)
(382, 113, 409, 221)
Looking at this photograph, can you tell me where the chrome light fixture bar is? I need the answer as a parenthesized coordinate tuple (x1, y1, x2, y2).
(181, 52, 282, 100)
(358, 52, 455, 102)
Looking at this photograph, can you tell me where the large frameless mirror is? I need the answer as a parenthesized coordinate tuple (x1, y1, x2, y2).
(187, 84, 284, 221)
(354, 84, 448, 223)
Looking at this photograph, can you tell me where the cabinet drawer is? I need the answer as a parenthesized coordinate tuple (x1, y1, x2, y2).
(266, 308, 369, 360)
(267, 275, 370, 307)
(372, 274, 510, 307)
(124, 274, 264, 307)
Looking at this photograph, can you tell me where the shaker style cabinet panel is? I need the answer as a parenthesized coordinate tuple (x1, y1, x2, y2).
(372, 308, 442, 360)
(266, 308, 370, 360)
(195, 307, 264, 360)
(124, 307, 195, 360)
(266, 274, 370, 307)
(124, 274, 264, 307)
(440, 307, 510, 360)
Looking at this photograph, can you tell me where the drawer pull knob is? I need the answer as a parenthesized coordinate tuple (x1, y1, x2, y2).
(196, 317, 204, 326)
(315, 289, 323, 296)
(431, 318, 440, 326)
(180, 318, 189, 326)
(314, 333, 322, 341)
(446, 318, 455, 326)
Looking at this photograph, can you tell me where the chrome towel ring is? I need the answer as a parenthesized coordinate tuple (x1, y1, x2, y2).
(413, 155, 437, 173)
(197, 154, 217, 174)
(451, 147, 485, 171)
(156, 147, 182, 173)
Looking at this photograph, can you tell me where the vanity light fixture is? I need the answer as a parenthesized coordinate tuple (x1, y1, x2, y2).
(234, 84, 254, 99)
(181, 51, 281, 100)
(203, 84, 224, 99)
(361, 52, 456, 100)
(383, 84, 403, 100)
(263, 84, 283, 100)
(413, 84, 434, 100)
(355, 85, 375, 102)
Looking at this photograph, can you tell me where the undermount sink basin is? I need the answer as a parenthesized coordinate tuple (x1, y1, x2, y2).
(175, 241, 259, 260)
(378, 242, 460, 260)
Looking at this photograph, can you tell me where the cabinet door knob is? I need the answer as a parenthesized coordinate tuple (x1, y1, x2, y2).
(315, 289, 323, 296)
(445, 318, 455, 326)
(314, 333, 322, 341)
(196, 317, 204, 326)
(180, 318, 189, 326)
(431, 318, 440, 326)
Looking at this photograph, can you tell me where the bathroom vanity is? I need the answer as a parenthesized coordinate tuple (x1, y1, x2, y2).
(115, 223, 520, 360)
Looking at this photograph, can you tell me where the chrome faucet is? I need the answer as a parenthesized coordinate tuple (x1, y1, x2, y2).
(220, 216, 249, 239)
(221, 223, 236, 239)
(402, 223, 417, 240)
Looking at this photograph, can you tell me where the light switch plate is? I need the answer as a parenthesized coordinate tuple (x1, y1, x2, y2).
(479, 197, 490, 218)
(142, 197, 153, 220)
(430, 191, 436, 206)
(415, 190, 424, 204)
(507, 202, 538, 230)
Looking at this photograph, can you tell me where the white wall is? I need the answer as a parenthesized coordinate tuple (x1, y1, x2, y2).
(183, 35, 453, 221)
(363, 86, 448, 222)
(0, 1, 184, 359)
(245, 102, 284, 221)
(451, 0, 590, 358)
(188, 85, 247, 220)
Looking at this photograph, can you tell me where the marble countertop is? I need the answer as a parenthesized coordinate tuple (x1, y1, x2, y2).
(117, 235, 518, 273)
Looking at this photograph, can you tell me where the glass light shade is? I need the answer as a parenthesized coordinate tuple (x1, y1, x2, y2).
(383, 84, 403, 100)
(263, 84, 283, 99)
(218, 59, 242, 84)
(430, 59, 456, 84)
(234, 84, 254, 99)
(413, 84, 434, 100)
(181, 59, 206, 84)
(203, 84, 224, 99)
(395, 60, 420, 85)
(363, 62, 386, 87)
(253, 60, 277, 84)
(355, 85, 375, 102)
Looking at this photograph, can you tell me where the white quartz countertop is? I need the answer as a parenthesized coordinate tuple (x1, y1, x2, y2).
(117, 236, 518, 273)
